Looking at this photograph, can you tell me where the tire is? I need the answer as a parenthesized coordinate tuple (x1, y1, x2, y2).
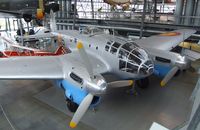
(174, 69, 181, 77)
(66, 99, 78, 112)
(136, 77, 149, 89)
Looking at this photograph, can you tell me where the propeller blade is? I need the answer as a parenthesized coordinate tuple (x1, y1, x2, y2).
(160, 66, 179, 87)
(108, 80, 134, 88)
(69, 93, 93, 128)
(77, 41, 94, 79)
(50, 10, 57, 32)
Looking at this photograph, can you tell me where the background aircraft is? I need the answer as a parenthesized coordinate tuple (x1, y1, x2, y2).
(0, 0, 59, 25)
(0, 31, 70, 57)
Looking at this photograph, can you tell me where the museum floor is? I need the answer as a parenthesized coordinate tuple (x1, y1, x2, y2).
(0, 61, 199, 130)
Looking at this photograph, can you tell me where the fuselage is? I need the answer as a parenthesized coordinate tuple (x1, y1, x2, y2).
(57, 30, 154, 80)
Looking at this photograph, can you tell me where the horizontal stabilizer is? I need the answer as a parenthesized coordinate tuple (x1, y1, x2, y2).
(182, 49, 200, 61)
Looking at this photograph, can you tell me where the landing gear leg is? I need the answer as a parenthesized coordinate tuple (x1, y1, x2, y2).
(136, 77, 149, 89)
(66, 98, 78, 113)
(92, 107, 97, 113)
(126, 82, 138, 96)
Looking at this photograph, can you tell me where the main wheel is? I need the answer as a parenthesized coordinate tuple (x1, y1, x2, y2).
(136, 77, 149, 89)
(66, 99, 78, 112)
(174, 69, 181, 77)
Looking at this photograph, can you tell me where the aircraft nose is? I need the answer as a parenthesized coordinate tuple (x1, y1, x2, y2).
(139, 60, 154, 76)
(147, 66, 154, 75)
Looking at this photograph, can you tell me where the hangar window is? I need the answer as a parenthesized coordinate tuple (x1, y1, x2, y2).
(155, 56, 171, 63)
(70, 72, 83, 84)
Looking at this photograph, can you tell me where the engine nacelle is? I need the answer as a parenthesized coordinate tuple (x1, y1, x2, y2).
(154, 64, 171, 77)
(56, 80, 101, 107)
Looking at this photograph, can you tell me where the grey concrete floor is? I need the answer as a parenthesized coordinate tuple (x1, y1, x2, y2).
(0, 80, 93, 130)
(0, 61, 199, 130)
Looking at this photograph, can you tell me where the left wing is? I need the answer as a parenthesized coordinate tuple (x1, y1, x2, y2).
(0, 56, 64, 80)
(0, 9, 21, 18)
(135, 29, 196, 51)
(68, 50, 109, 75)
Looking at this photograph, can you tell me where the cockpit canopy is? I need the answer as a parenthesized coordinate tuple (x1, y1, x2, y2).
(105, 41, 154, 75)
(118, 42, 153, 75)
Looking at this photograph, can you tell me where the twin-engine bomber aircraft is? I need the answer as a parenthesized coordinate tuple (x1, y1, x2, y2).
(0, 27, 198, 128)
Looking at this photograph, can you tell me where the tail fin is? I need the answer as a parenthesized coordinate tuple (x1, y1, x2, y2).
(50, 10, 57, 32)
(55, 46, 65, 55)
(55, 46, 71, 55)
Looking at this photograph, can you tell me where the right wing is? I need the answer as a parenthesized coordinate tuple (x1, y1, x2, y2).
(135, 29, 196, 51)
(0, 56, 64, 80)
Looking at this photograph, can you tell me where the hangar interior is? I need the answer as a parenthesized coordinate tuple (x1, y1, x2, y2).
(0, 0, 200, 130)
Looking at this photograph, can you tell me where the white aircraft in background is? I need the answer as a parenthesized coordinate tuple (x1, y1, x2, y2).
(0, 11, 199, 128)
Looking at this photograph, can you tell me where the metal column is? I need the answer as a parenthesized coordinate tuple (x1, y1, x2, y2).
(194, 0, 200, 26)
(63, 0, 67, 29)
(60, 0, 64, 30)
(73, 0, 77, 30)
(184, 0, 195, 25)
(153, 0, 157, 22)
(91, 0, 94, 19)
(55, 0, 59, 30)
(139, 0, 147, 39)
(175, 0, 184, 25)
(66, 0, 72, 18)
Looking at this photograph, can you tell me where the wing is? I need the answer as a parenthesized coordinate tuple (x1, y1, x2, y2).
(88, 54, 109, 75)
(68, 51, 109, 75)
(0, 10, 21, 18)
(0, 56, 64, 80)
(135, 29, 196, 51)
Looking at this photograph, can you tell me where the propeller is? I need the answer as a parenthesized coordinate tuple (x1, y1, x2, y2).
(69, 41, 135, 128)
(160, 66, 179, 87)
(77, 41, 94, 79)
(108, 80, 134, 88)
(50, 10, 57, 32)
(69, 41, 96, 128)
(70, 93, 94, 128)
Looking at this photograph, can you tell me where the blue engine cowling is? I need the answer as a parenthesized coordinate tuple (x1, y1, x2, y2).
(56, 79, 101, 107)
(153, 64, 172, 77)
